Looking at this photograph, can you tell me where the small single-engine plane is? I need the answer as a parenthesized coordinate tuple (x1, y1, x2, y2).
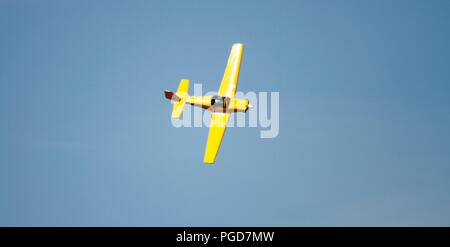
(164, 43, 252, 164)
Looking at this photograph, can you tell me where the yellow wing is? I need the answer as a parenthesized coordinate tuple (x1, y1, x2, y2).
(203, 112, 230, 164)
(218, 43, 244, 98)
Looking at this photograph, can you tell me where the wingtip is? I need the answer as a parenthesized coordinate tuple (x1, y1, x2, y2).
(203, 157, 216, 164)
(203, 161, 215, 165)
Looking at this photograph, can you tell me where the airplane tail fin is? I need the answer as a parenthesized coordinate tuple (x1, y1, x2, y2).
(164, 79, 189, 118)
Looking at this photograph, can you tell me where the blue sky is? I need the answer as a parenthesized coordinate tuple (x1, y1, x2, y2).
(1, 0, 450, 226)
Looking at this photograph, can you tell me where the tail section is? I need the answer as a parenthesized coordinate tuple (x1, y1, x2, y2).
(171, 99, 186, 118)
(164, 79, 190, 118)
(176, 79, 189, 97)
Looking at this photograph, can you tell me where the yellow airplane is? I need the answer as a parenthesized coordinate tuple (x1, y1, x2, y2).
(164, 43, 252, 164)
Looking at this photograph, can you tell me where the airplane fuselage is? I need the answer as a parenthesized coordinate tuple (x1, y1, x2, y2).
(185, 95, 250, 113)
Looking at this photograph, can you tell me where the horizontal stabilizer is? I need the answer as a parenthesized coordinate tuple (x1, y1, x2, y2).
(171, 99, 185, 118)
(164, 79, 190, 118)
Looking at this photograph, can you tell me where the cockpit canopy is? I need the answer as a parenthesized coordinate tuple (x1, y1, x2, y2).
(210, 95, 230, 112)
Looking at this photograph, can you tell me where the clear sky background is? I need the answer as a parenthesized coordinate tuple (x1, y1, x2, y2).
(1, 0, 450, 226)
